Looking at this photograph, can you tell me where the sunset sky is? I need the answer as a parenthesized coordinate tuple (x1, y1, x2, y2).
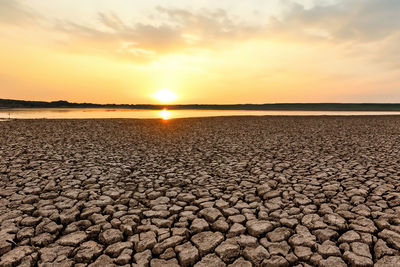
(1, 0, 400, 104)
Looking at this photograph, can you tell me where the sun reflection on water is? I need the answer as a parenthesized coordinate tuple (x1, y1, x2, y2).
(160, 109, 171, 120)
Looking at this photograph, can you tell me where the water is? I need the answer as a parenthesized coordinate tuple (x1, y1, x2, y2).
(1, 108, 400, 120)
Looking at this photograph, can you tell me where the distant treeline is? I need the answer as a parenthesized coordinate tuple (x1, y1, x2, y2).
(2, 98, 400, 111)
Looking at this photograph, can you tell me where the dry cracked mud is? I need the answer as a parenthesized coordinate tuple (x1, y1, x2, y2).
(1, 117, 400, 267)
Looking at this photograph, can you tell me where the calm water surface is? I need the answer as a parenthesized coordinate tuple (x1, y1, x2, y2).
(1, 108, 400, 120)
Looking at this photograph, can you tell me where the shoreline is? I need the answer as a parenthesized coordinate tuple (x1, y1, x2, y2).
(2, 109, 400, 120)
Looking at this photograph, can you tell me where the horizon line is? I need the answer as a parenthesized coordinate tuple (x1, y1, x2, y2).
(2, 98, 400, 106)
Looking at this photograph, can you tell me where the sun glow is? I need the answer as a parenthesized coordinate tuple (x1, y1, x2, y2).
(153, 89, 178, 104)
(160, 109, 171, 120)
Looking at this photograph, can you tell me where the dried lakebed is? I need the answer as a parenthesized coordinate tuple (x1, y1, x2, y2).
(1, 117, 400, 267)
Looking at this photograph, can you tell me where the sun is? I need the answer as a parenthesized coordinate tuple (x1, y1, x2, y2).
(153, 89, 177, 104)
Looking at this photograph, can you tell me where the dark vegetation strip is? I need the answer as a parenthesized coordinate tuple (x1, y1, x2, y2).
(2, 98, 400, 111)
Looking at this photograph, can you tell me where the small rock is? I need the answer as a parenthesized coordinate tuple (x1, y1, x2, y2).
(374, 239, 395, 259)
(229, 257, 252, 267)
(88, 254, 115, 267)
(199, 208, 222, 223)
(135, 231, 157, 252)
(31, 233, 54, 246)
(153, 235, 185, 255)
(0, 246, 34, 267)
(191, 218, 209, 233)
(215, 241, 240, 262)
(317, 240, 341, 257)
(294, 246, 312, 261)
(324, 214, 347, 230)
(150, 258, 180, 267)
(175, 242, 199, 267)
(351, 242, 371, 258)
(261, 255, 289, 267)
(191, 231, 224, 256)
(160, 247, 176, 259)
(74, 241, 103, 263)
(194, 253, 226, 267)
(375, 256, 400, 267)
(212, 219, 230, 233)
(105, 242, 132, 257)
(115, 248, 132, 265)
(227, 223, 246, 238)
(134, 249, 152, 266)
(267, 227, 291, 242)
(261, 240, 290, 256)
(57, 231, 87, 246)
(378, 229, 400, 250)
(243, 245, 269, 266)
(318, 256, 347, 267)
(246, 220, 274, 237)
(99, 229, 123, 245)
(343, 251, 373, 267)
(338, 230, 361, 243)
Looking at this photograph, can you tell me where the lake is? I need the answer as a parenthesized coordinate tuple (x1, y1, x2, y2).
(1, 108, 400, 120)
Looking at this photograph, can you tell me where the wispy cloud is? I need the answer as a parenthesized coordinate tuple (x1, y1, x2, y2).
(0, 0, 38, 24)
(277, 0, 400, 41)
(51, 7, 261, 63)
(2, 0, 400, 68)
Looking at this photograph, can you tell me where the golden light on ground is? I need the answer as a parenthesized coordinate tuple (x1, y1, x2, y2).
(153, 89, 178, 104)
(160, 109, 171, 120)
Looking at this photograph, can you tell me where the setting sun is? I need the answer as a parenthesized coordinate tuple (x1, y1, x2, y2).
(153, 89, 177, 104)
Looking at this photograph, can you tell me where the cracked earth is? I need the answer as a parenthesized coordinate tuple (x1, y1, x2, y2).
(1, 117, 400, 266)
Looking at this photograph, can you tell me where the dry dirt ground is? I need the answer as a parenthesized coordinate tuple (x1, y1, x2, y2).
(1, 117, 400, 267)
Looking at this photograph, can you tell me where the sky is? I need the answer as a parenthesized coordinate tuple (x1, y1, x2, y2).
(1, 0, 400, 104)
